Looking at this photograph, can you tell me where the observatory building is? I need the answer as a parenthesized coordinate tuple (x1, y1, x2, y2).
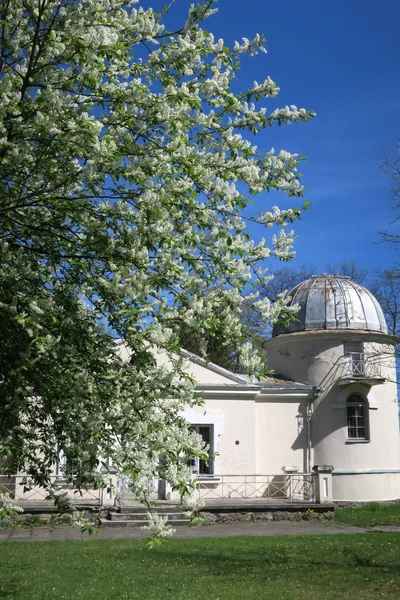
(4, 275, 399, 507)
(177, 274, 400, 503)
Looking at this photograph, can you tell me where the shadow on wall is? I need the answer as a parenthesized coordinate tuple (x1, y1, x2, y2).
(291, 401, 309, 472)
(290, 389, 355, 466)
(309, 386, 346, 447)
(262, 475, 286, 498)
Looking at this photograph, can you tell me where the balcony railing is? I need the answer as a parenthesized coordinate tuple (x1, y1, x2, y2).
(195, 473, 316, 503)
(342, 352, 382, 379)
(0, 475, 105, 508)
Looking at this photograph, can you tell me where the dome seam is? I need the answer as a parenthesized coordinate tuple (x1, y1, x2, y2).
(347, 278, 368, 330)
(335, 276, 350, 329)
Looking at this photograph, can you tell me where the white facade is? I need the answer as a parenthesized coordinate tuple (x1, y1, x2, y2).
(3, 275, 399, 507)
(265, 330, 400, 501)
(175, 275, 400, 503)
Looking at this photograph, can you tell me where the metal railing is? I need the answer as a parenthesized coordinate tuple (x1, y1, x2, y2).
(342, 352, 382, 379)
(0, 475, 104, 508)
(195, 473, 316, 503)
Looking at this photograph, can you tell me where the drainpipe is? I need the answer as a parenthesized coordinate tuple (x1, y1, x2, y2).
(306, 386, 322, 473)
(306, 400, 313, 474)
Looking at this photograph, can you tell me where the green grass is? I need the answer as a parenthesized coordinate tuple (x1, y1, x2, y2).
(335, 503, 400, 528)
(0, 534, 399, 599)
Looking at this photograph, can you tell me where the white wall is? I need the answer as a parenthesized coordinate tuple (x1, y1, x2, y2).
(182, 398, 256, 475)
(265, 330, 400, 501)
(255, 400, 308, 473)
(333, 472, 400, 501)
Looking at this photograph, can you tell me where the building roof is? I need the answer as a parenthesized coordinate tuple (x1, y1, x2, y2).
(181, 349, 315, 393)
(180, 348, 250, 384)
(273, 274, 388, 337)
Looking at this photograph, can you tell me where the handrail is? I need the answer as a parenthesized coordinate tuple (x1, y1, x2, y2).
(342, 352, 382, 378)
(0, 474, 103, 507)
(197, 472, 312, 477)
(318, 352, 383, 391)
(195, 473, 316, 502)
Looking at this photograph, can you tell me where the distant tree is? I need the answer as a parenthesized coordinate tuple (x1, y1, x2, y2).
(177, 265, 318, 372)
(253, 264, 316, 301)
(374, 143, 400, 369)
(376, 141, 400, 246)
(236, 264, 316, 365)
(370, 268, 400, 337)
(178, 320, 243, 373)
(325, 261, 368, 284)
(370, 269, 400, 415)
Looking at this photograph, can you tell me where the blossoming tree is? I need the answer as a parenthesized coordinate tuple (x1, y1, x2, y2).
(0, 0, 315, 501)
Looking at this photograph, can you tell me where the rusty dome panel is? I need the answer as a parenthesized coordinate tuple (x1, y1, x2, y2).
(273, 275, 388, 336)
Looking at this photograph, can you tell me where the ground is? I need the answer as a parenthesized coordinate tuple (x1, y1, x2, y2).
(0, 532, 399, 599)
(1, 506, 399, 599)
(335, 502, 400, 527)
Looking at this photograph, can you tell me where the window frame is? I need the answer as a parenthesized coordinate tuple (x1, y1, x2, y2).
(190, 424, 214, 476)
(344, 341, 365, 376)
(346, 393, 370, 442)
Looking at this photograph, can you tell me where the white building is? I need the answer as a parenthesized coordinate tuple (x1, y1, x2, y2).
(2, 274, 399, 507)
(175, 274, 400, 503)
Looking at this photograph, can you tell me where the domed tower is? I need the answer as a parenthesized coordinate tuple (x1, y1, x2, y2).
(264, 274, 400, 502)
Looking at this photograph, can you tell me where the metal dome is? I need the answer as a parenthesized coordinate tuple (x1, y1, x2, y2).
(273, 275, 388, 337)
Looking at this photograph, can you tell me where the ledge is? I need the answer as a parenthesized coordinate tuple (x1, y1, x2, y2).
(332, 402, 378, 410)
(333, 469, 400, 475)
(337, 377, 385, 387)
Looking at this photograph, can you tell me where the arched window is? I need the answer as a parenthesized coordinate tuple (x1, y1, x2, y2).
(346, 394, 369, 440)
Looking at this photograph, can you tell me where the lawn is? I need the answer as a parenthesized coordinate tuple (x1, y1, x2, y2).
(335, 503, 400, 528)
(0, 534, 399, 600)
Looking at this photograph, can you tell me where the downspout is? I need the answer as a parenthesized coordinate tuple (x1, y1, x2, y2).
(307, 399, 313, 474)
(307, 387, 321, 473)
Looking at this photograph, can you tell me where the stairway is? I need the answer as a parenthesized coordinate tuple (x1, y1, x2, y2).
(100, 503, 190, 528)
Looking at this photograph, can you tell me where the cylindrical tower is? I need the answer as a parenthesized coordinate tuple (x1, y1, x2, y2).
(264, 275, 400, 501)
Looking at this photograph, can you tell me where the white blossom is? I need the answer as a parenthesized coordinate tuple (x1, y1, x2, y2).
(0, 0, 315, 534)
(142, 511, 176, 541)
(0, 493, 24, 519)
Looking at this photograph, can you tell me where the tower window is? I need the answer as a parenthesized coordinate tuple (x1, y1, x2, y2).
(344, 342, 365, 376)
(346, 394, 369, 441)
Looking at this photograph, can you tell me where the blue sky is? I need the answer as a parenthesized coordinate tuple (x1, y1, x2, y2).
(166, 0, 400, 275)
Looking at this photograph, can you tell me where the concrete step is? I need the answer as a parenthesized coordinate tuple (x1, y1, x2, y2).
(118, 505, 184, 514)
(100, 518, 190, 528)
(108, 512, 187, 521)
